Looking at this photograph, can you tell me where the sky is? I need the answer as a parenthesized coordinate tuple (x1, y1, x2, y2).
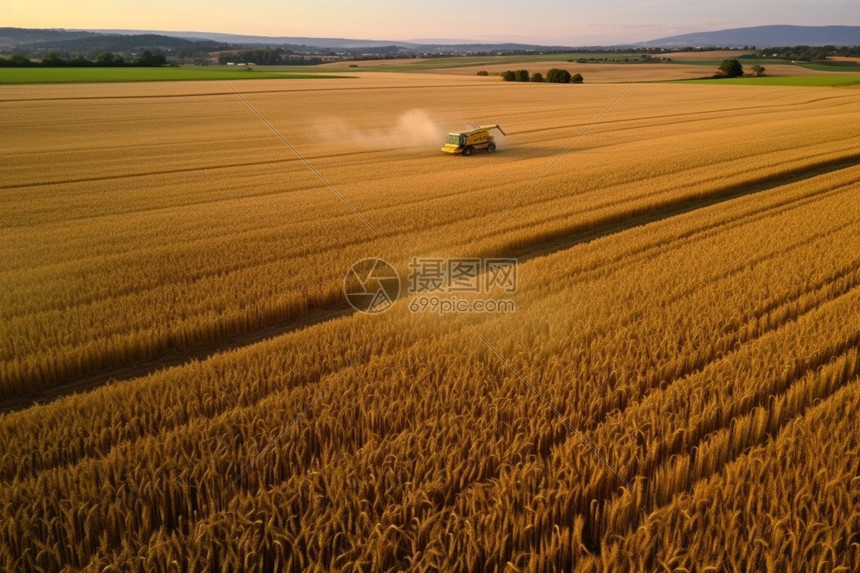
(3, 0, 860, 45)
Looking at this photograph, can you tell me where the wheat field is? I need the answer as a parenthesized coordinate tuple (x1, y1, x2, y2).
(1, 72, 860, 571)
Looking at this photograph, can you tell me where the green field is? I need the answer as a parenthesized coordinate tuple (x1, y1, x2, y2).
(665, 58, 860, 73)
(798, 61, 860, 72)
(306, 53, 660, 73)
(0, 55, 652, 80)
(683, 75, 860, 87)
(3, 57, 860, 86)
(0, 66, 349, 84)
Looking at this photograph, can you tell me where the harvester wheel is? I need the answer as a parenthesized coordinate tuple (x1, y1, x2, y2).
(462, 146, 473, 156)
(487, 143, 496, 153)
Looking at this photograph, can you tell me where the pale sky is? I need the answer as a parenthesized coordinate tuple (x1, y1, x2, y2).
(3, 0, 859, 44)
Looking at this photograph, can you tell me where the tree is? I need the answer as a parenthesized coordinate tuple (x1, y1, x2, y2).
(133, 50, 167, 66)
(476, 70, 488, 76)
(546, 68, 571, 83)
(95, 52, 117, 66)
(70, 55, 93, 67)
(9, 54, 33, 67)
(571, 73, 584, 84)
(515, 69, 530, 82)
(42, 51, 65, 67)
(718, 59, 744, 78)
(751, 64, 766, 77)
(530, 71, 544, 82)
(501, 70, 516, 81)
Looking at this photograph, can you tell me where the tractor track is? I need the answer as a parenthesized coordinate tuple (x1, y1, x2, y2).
(0, 82, 483, 105)
(2, 153, 859, 415)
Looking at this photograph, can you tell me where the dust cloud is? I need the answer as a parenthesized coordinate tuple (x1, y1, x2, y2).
(322, 109, 447, 150)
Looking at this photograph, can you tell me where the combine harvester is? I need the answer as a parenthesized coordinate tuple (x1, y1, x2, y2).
(441, 124, 505, 156)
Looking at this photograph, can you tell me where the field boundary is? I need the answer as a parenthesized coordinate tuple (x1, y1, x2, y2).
(0, 67, 351, 85)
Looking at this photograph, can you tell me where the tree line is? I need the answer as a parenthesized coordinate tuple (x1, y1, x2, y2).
(500, 68, 584, 83)
(751, 45, 860, 62)
(0, 50, 167, 67)
(217, 48, 324, 66)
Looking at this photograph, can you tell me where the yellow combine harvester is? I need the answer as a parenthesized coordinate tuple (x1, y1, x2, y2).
(441, 124, 506, 155)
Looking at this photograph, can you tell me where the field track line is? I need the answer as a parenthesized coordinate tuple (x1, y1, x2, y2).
(10, 197, 854, 480)
(473, 84, 633, 244)
(3, 154, 860, 414)
(481, 152, 860, 262)
(0, 304, 352, 414)
(0, 82, 490, 104)
(0, 158, 293, 192)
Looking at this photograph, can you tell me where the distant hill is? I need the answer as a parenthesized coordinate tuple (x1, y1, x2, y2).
(91, 29, 422, 50)
(0, 27, 93, 48)
(0, 28, 225, 53)
(3, 25, 858, 57)
(643, 25, 860, 48)
(83, 31, 570, 53)
(0, 28, 576, 56)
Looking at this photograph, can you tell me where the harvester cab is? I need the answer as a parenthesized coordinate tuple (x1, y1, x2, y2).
(441, 124, 506, 155)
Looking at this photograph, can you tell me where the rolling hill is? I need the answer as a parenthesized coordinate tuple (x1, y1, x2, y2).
(643, 25, 860, 48)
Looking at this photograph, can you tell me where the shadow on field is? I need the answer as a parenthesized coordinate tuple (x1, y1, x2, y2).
(0, 305, 352, 414)
(3, 152, 860, 414)
(444, 146, 599, 159)
(492, 152, 860, 263)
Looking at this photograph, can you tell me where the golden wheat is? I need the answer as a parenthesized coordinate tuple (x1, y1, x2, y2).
(3, 78, 860, 397)
(1, 75, 860, 571)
